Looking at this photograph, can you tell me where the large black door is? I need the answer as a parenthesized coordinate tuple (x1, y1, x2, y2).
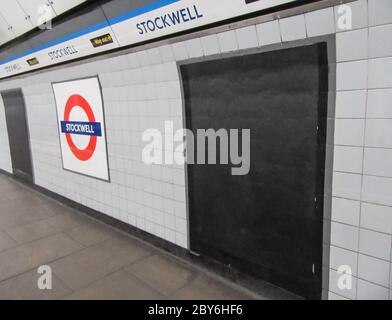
(1, 89, 34, 183)
(181, 43, 328, 299)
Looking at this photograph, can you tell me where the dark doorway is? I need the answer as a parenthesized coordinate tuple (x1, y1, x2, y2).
(181, 43, 328, 299)
(1, 89, 34, 183)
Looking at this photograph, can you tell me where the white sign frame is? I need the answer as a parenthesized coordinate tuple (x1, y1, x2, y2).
(52, 76, 110, 182)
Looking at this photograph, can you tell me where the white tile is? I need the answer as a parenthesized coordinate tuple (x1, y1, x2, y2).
(146, 47, 162, 65)
(200, 34, 220, 56)
(175, 217, 187, 235)
(171, 42, 189, 61)
(336, 28, 368, 62)
(305, 8, 335, 37)
(334, 119, 365, 146)
(175, 232, 188, 248)
(217, 30, 239, 53)
(174, 185, 186, 202)
(365, 119, 392, 148)
(367, 89, 392, 118)
(333, 146, 363, 174)
(159, 45, 175, 62)
(335, 90, 367, 118)
(137, 50, 151, 67)
(361, 202, 392, 235)
(328, 291, 349, 300)
(126, 52, 141, 69)
(162, 62, 179, 81)
(164, 228, 176, 243)
(164, 213, 176, 230)
(334, 0, 368, 32)
(364, 148, 392, 178)
(368, 0, 392, 26)
(332, 197, 361, 226)
(330, 245, 358, 275)
(332, 172, 362, 200)
(362, 175, 392, 207)
(279, 15, 307, 42)
(256, 20, 281, 46)
(331, 221, 359, 251)
(329, 267, 357, 299)
(357, 279, 389, 300)
(236, 25, 258, 50)
(369, 24, 392, 58)
(174, 201, 186, 218)
(154, 224, 165, 239)
(336, 61, 368, 91)
(185, 38, 204, 59)
(369, 57, 392, 89)
(359, 229, 392, 260)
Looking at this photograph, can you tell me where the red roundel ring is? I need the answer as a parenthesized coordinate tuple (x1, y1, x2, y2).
(63, 94, 97, 161)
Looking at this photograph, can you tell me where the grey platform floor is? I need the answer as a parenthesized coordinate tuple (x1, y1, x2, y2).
(0, 174, 297, 300)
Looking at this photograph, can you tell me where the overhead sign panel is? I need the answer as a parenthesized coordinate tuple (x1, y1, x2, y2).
(111, 0, 295, 47)
(0, 0, 297, 79)
(0, 25, 120, 79)
(52, 77, 110, 181)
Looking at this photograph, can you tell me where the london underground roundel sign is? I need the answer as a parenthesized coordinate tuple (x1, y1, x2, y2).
(62, 94, 99, 161)
(52, 77, 109, 181)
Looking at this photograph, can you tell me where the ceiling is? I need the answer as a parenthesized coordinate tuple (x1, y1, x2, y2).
(0, 0, 86, 47)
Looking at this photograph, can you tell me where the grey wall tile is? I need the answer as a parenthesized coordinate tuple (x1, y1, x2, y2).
(217, 30, 238, 53)
(200, 34, 221, 56)
(357, 278, 389, 300)
(369, 0, 392, 26)
(369, 24, 392, 58)
(333, 146, 363, 174)
(336, 28, 368, 62)
(334, 0, 368, 32)
(332, 172, 362, 200)
(367, 89, 392, 118)
(361, 202, 392, 234)
(369, 57, 392, 89)
(185, 38, 204, 59)
(330, 245, 358, 275)
(364, 148, 392, 178)
(334, 119, 365, 146)
(362, 175, 392, 207)
(335, 90, 367, 118)
(365, 119, 392, 148)
(305, 8, 335, 37)
(331, 221, 359, 251)
(329, 267, 357, 299)
(358, 254, 390, 287)
(256, 20, 281, 46)
(332, 197, 361, 226)
(279, 15, 307, 42)
(359, 229, 392, 260)
(337, 61, 368, 90)
(236, 25, 258, 50)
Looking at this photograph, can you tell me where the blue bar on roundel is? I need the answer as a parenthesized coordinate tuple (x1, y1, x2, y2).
(60, 121, 102, 137)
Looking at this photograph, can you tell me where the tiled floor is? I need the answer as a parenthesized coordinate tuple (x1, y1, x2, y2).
(0, 174, 296, 300)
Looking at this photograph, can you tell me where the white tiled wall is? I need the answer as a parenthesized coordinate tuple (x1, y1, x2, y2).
(0, 0, 391, 300)
(329, 0, 392, 301)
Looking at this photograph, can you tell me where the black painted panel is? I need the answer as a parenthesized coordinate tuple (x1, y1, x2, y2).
(0, 1, 105, 62)
(181, 43, 328, 299)
(1, 89, 33, 183)
(26, 2, 106, 48)
(99, 0, 153, 20)
(0, 41, 32, 62)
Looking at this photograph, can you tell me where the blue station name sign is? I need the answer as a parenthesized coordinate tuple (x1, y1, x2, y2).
(60, 121, 102, 137)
